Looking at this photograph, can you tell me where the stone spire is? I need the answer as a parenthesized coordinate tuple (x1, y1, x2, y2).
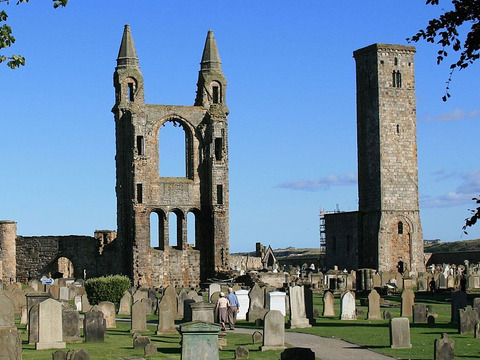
(117, 24, 139, 68)
(200, 30, 222, 72)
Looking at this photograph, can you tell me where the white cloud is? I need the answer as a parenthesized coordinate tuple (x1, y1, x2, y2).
(278, 173, 357, 191)
(421, 109, 480, 123)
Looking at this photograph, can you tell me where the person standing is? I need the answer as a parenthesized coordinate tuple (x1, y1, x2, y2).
(215, 292, 230, 331)
(226, 287, 239, 330)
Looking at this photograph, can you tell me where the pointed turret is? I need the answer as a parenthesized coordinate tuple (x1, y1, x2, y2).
(200, 30, 222, 72)
(117, 24, 139, 68)
(195, 30, 227, 108)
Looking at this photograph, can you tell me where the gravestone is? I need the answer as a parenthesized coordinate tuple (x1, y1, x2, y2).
(288, 286, 311, 328)
(52, 350, 67, 360)
(74, 295, 82, 312)
(83, 309, 105, 342)
(412, 304, 428, 323)
(303, 286, 315, 324)
(261, 310, 286, 351)
(59, 287, 69, 301)
(0, 328, 22, 360)
(340, 291, 356, 320)
(144, 343, 157, 356)
(390, 317, 411, 349)
(67, 349, 91, 360)
(247, 284, 266, 322)
(49, 285, 60, 300)
(179, 321, 221, 360)
(367, 289, 381, 320)
(252, 331, 263, 344)
(183, 299, 196, 322)
(280, 347, 315, 360)
(118, 291, 132, 315)
(473, 297, 480, 314)
(186, 290, 198, 299)
(267, 291, 286, 316)
(417, 276, 427, 291)
(97, 301, 116, 328)
(62, 309, 82, 343)
(208, 283, 221, 301)
(447, 275, 455, 289)
(131, 299, 147, 333)
(235, 289, 250, 320)
(133, 289, 148, 304)
(58, 278, 66, 288)
(156, 293, 176, 334)
(450, 290, 467, 324)
(322, 291, 335, 317)
(28, 303, 39, 344)
(68, 286, 78, 301)
(191, 302, 215, 323)
(235, 346, 249, 359)
(178, 288, 189, 318)
(400, 289, 415, 317)
(438, 274, 447, 289)
(35, 298, 66, 350)
(20, 306, 27, 325)
(28, 279, 41, 291)
(458, 306, 479, 334)
(0, 294, 15, 329)
(434, 333, 454, 360)
(133, 335, 150, 349)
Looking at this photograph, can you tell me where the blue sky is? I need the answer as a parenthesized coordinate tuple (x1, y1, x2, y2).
(1, 1, 479, 253)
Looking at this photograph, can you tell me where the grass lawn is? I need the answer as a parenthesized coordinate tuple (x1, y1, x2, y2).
(15, 291, 480, 360)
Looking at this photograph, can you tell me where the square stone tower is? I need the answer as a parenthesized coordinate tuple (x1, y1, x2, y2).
(353, 44, 425, 273)
(112, 26, 230, 287)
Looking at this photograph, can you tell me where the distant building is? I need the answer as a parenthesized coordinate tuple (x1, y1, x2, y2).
(325, 44, 425, 274)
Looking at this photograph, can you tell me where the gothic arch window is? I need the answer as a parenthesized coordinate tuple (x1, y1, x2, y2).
(125, 77, 136, 102)
(210, 81, 222, 104)
(398, 221, 404, 235)
(392, 71, 402, 88)
(158, 119, 193, 179)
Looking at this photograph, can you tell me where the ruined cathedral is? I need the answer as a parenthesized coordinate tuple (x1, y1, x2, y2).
(324, 44, 425, 274)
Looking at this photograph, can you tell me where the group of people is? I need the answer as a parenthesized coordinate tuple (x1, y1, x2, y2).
(215, 287, 239, 331)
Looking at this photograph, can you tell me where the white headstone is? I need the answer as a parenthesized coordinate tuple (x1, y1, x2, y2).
(340, 291, 356, 320)
(267, 291, 286, 316)
(35, 299, 66, 350)
(235, 290, 249, 320)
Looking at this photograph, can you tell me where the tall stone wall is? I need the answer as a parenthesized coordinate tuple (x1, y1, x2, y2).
(325, 211, 359, 270)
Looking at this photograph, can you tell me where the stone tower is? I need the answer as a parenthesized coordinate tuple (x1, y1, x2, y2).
(0, 220, 17, 283)
(112, 26, 229, 287)
(353, 44, 425, 273)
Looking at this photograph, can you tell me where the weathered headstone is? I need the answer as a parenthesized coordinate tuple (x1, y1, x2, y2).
(208, 283, 221, 301)
(66, 349, 90, 360)
(144, 343, 157, 356)
(62, 309, 82, 343)
(133, 289, 148, 304)
(261, 310, 286, 351)
(0, 328, 22, 360)
(49, 285, 60, 300)
(235, 346, 249, 359)
(451, 290, 467, 324)
(367, 289, 381, 320)
(247, 284, 266, 322)
(252, 331, 263, 344)
(0, 294, 15, 329)
(434, 333, 454, 360)
(97, 301, 116, 328)
(280, 347, 315, 360)
(59, 287, 69, 301)
(400, 289, 415, 317)
(191, 302, 215, 323)
(235, 289, 249, 320)
(118, 291, 132, 315)
(383, 310, 392, 320)
(35, 298, 66, 350)
(133, 335, 150, 349)
(177, 288, 188, 318)
(20, 306, 27, 325)
(340, 291, 356, 320)
(179, 321, 221, 360)
(183, 299, 196, 322)
(458, 306, 479, 334)
(288, 286, 311, 328)
(74, 295, 82, 312)
(156, 294, 176, 334)
(52, 350, 67, 360)
(389, 317, 411, 349)
(303, 286, 315, 324)
(412, 304, 428, 323)
(322, 291, 335, 317)
(83, 309, 105, 342)
(131, 299, 147, 333)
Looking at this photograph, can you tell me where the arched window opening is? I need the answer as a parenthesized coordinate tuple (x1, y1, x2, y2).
(127, 82, 134, 102)
(187, 212, 196, 247)
(211, 81, 221, 104)
(159, 120, 187, 177)
(150, 212, 160, 248)
(393, 71, 402, 88)
(394, 57, 398, 66)
(398, 221, 404, 235)
(137, 135, 144, 156)
(169, 211, 184, 248)
(56, 257, 74, 278)
(267, 253, 274, 268)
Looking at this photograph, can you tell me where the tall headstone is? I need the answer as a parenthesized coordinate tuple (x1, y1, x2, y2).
(83, 309, 105, 342)
(367, 289, 381, 320)
(35, 298, 66, 350)
(0, 328, 22, 360)
(303, 286, 315, 324)
(156, 294, 176, 334)
(451, 290, 467, 324)
(261, 310, 286, 351)
(97, 301, 116, 328)
(340, 291, 356, 320)
(179, 321, 221, 360)
(247, 284, 266, 322)
(235, 289, 249, 320)
(322, 291, 335, 317)
(288, 286, 310, 328)
(81, 294, 92, 313)
(400, 289, 415, 317)
(0, 294, 15, 329)
(133, 289, 148, 304)
(62, 309, 82, 343)
(412, 304, 428, 323)
(458, 306, 479, 334)
(268, 291, 286, 316)
(118, 291, 132, 315)
(389, 317, 411, 349)
(131, 300, 147, 333)
(28, 303, 39, 344)
(178, 288, 189, 318)
(434, 333, 454, 360)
